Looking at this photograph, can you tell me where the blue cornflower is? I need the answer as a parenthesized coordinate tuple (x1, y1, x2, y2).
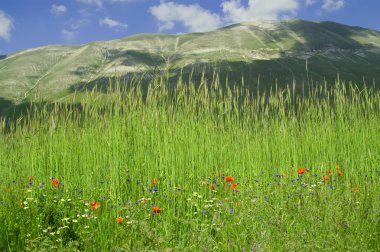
(149, 187, 159, 193)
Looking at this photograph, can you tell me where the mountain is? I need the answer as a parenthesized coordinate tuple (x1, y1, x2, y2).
(1, 19, 380, 109)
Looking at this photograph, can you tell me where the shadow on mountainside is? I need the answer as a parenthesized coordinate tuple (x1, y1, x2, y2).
(0, 97, 14, 115)
(105, 49, 167, 66)
(284, 21, 371, 50)
(0, 55, 6, 60)
(67, 56, 380, 97)
(0, 101, 86, 133)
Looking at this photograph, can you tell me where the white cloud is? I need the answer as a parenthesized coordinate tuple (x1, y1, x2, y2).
(322, 0, 345, 11)
(99, 16, 128, 31)
(51, 4, 67, 16)
(149, 2, 222, 32)
(305, 0, 318, 5)
(77, 0, 142, 5)
(221, 0, 299, 24)
(61, 29, 76, 41)
(0, 10, 14, 41)
(110, 0, 139, 2)
(76, 0, 103, 7)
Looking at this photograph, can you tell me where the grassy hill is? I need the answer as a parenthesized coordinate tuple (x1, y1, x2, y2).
(1, 19, 380, 111)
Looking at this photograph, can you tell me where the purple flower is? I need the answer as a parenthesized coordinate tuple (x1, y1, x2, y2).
(252, 243, 259, 251)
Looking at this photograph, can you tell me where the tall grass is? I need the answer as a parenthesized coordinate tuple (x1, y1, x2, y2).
(0, 75, 380, 251)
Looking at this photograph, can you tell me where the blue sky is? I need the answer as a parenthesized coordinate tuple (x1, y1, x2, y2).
(0, 0, 379, 55)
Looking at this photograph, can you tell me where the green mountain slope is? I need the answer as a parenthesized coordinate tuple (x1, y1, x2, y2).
(1, 19, 380, 107)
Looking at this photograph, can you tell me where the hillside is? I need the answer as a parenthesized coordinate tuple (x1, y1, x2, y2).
(1, 19, 380, 109)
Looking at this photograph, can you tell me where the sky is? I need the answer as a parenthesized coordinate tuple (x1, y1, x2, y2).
(0, 0, 379, 55)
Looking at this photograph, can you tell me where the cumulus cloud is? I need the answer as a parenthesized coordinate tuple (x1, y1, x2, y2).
(305, 0, 318, 5)
(322, 0, 345, 11)
(221, 0, 299, 24)
(77, 0, 140, 6)
(0, 10, 14, 41)
(51, 4, 67, 16)
(76, 0, 103, 7)
(110, 0, 139, 2)
(149, 1, 222, 32)
(99, 17, 128, 31)
(61, 29, 76, 41)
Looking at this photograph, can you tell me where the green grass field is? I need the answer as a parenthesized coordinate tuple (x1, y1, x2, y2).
(0, 76, 380, 251)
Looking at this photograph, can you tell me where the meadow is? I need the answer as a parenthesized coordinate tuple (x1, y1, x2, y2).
(0, 75, 380, 251)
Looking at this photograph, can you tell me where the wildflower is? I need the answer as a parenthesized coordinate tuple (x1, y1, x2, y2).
(297, 168, 308, 175)
(337, 171, 342, 176)
(138, 197, 151, 204)
(351, 187, 360, 192)
(230, 208, 235, 214)
(151, 178, 158, 185)
(149, 187, 159, 193)
(211, 184, 216, 190)
(91, 201, 101, 211)
(335, 165, 340, 171)
(225, 176, 234, 182)
(322, 176, 330, 181)
(27, 176, 34, 182)
(152, 206, 161, 213)
(230, 183, 238, 190)
(252, 243, 259, 251)
(52, 178, 59, 188)
(116, 217, 124, 224)
(328, 170, 332, 175)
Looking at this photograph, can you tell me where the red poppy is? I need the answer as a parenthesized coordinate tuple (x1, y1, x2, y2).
(297, 168, 307, 175)
(27, 176, 34, 182)
(152, 206, 161, 213)
(91, 201, 101, 211)
(211, 184, 216, 190)
(151, 178, 158, 185)
(337, 171, 342, 176)
(335, 165, 340, 171)
(52, 178, 59, 188)
(230, 183, 238, 190)
(116, 217, 124, 223)
(225, 176, 234, 182)
(328, 169, 332, 175)
(322, 175, 330, 181)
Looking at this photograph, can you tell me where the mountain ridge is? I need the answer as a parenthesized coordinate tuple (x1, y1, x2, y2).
(1, 19, 380, 109)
